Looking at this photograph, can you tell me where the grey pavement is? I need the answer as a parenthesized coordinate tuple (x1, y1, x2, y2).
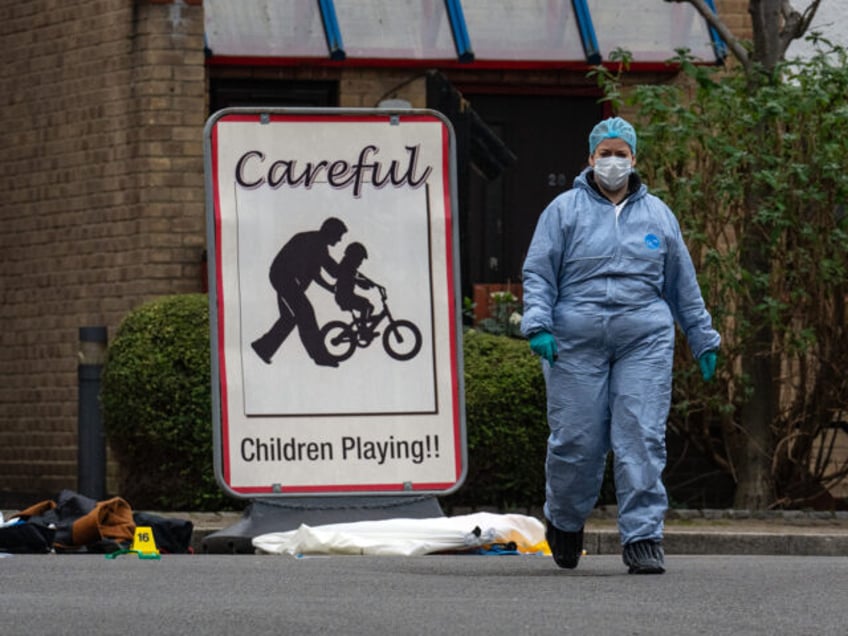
(181, 506, 848, 556)
(3, 552, 847, 635)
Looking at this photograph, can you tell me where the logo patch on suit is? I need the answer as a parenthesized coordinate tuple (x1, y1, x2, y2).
(644, 234, 660, 250)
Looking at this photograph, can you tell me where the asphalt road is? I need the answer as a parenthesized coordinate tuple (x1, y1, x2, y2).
(2, 553, 846, 635)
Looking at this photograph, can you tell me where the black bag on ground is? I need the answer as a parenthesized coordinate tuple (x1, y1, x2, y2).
(0, 522, 56, 554)
(133, 511, 194, 554)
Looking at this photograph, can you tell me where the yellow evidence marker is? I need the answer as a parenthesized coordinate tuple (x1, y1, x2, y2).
(104, 526, 161, 560)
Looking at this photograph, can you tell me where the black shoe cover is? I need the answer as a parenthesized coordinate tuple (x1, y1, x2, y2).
(622, 539, 665, 574)
(545, 519, 583, 569)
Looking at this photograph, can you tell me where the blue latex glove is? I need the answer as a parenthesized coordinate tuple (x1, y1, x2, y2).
(698, 350, 717, 382)
(529, 331, 558, 364)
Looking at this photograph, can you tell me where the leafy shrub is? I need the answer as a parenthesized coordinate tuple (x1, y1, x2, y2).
(592, 44, 848, 509)
(441, 329, 549, 511)
(101, 293, 239, 511)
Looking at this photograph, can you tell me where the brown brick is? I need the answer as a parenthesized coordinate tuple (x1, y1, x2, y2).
(0, 0, 206, 498)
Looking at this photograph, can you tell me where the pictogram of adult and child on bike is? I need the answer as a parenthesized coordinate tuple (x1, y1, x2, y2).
(251, 217, 423, 368)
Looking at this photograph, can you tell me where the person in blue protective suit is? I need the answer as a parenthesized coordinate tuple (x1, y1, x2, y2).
(521, 117, 720, 574)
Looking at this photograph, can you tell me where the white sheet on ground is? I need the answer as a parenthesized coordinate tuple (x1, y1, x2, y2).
(252, 512, 547, 556)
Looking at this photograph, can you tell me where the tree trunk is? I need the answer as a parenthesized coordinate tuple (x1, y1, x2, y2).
(749, 0, 783, 71)
(734, 342, 777, 508)
(729, 1, 784, 510)
(732, 224, 778, 508)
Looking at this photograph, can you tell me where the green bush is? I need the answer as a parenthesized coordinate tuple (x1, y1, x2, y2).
(101, 293, 239, 511)
(442, 329, 549, 511)
(592, 45, 848, 508)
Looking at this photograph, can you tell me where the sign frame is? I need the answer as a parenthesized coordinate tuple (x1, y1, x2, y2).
(203, 107, 467, 498)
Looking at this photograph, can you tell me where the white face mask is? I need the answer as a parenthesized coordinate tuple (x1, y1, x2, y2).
(593, 156, 632, 191)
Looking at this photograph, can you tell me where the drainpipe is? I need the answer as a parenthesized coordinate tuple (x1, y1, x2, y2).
(78, 326, 108, 500)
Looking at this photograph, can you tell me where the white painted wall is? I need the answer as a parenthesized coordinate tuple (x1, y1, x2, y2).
(786, 1, 848, 59)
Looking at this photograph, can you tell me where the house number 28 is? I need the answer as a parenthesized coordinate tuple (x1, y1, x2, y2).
(547, 173, 568, 187)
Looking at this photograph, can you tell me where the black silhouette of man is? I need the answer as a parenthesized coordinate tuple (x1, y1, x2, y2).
(251, 217, 347, 367)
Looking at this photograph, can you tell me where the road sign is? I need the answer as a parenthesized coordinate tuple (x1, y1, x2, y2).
(204, 108, 466, 498)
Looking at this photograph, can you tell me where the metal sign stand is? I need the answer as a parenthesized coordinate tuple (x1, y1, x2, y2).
(202, 495, 444, 554)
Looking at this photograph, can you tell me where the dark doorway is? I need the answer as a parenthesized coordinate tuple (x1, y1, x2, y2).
(464, 94, 602, 286)
(209, 78, 338, 112)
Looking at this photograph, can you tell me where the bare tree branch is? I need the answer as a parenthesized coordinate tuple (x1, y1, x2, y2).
(671, 0, 752, 71)
(798, 0, 824, 32)
(779, 0, 823, 58)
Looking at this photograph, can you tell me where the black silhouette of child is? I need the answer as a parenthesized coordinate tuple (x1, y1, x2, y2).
(334, 242, 375, 327)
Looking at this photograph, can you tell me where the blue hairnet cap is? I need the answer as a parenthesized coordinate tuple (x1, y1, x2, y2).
(589, 117, 637, 155)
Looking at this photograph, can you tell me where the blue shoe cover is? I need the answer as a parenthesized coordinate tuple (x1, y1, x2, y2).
(623, 540, 665, 574)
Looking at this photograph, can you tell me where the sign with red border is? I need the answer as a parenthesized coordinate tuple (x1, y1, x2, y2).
(204, 108, 466, 497)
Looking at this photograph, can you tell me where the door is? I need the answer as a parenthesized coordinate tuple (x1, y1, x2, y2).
(465, 94, 603, 285)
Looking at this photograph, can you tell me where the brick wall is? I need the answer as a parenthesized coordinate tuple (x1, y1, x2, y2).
(716, 0, 753, 40)
(0, 0, 206, 505)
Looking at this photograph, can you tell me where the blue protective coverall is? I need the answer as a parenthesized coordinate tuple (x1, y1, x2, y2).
(520, 169, 720, 544)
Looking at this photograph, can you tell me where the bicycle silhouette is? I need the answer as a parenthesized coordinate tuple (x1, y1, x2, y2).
(320, 279, 423, 362)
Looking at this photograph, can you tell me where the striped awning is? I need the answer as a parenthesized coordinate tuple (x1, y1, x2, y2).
(204, 0, 725, 67)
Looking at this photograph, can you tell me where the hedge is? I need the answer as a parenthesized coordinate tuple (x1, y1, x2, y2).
(444, 329, 548, 511)
(100, 294, 233, 510)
